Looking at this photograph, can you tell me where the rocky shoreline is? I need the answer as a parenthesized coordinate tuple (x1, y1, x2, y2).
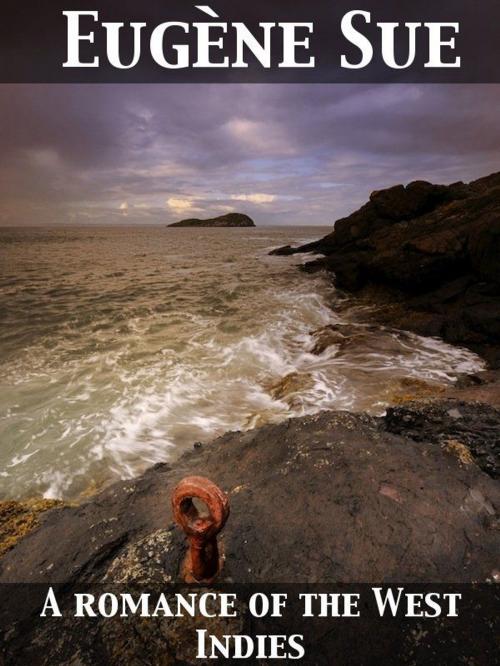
(2, 171, 499, 577)
(1, 398, 499, 586)
(0, 172, 499, 661)
(272, 172, 500, 368)
(1, 400, 499, 662)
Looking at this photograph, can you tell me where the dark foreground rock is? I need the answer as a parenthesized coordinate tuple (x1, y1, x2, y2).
(0, 406, 498, 663)
(386, 399, 500, 480)
(271, 172, 500, 367)
(1, 407, 498, 586)
(168, 213, 255, 228)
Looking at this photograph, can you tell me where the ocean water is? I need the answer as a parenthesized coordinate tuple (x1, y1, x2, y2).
(0, 226, 484, 500)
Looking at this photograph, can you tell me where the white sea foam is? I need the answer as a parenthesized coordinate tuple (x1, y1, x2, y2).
(0, 226, 485, 500)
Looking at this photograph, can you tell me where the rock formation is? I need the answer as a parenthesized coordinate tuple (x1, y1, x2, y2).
(1, 405, 498, 586)
(271, 172, 500, 366)
(1, 404, 499, 663)
(168, 213, 255, 227)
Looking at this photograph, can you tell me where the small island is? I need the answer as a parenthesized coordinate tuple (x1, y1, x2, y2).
(167, 212, 255, 228)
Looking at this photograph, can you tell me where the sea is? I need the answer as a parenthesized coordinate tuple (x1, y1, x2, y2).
(0, 226, 485, 500)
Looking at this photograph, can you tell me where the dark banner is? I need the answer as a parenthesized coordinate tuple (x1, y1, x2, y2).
(1, 0, 499, 83)
(1, 584, 498, 664)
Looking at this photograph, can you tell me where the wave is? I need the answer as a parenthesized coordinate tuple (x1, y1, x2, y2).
(0, 227, 485, 499)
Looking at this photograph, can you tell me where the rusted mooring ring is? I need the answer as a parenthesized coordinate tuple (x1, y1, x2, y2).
(172, 476, 230, 583)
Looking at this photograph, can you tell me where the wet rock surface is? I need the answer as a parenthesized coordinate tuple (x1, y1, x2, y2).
(386, 399, 500, 479)
(444, 370, 500, 408)
(271, 172, 500, 367)
(0, 407, 498, 663)
(1, 408, 498, 587)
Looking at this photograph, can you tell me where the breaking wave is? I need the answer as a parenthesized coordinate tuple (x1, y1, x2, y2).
(0, 226, 484, 499)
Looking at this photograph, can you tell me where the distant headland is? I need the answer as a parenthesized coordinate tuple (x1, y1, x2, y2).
(167, 212, 255, 228)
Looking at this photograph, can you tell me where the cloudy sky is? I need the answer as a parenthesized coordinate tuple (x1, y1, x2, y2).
(1, 84, 499, 226)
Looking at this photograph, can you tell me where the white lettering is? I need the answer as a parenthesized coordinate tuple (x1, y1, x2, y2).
(63, 11, 99, 68)
(40, 587, 62, 617)
(425, 22, 461, 67)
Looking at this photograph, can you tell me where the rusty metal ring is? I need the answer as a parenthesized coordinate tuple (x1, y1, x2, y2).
(172, 476, 229, 539)
(171, 476, 230, 583)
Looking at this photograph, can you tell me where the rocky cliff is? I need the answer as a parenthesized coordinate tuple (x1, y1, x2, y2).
(271, 172, 500, 366)
(168, 213, 255, 228)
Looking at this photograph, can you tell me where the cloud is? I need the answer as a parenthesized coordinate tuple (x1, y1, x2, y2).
(1, 84, 500, 226)
(166, 197, 202, 215)
(224, 117, 295, 156)
(231, 193, 276, 204)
